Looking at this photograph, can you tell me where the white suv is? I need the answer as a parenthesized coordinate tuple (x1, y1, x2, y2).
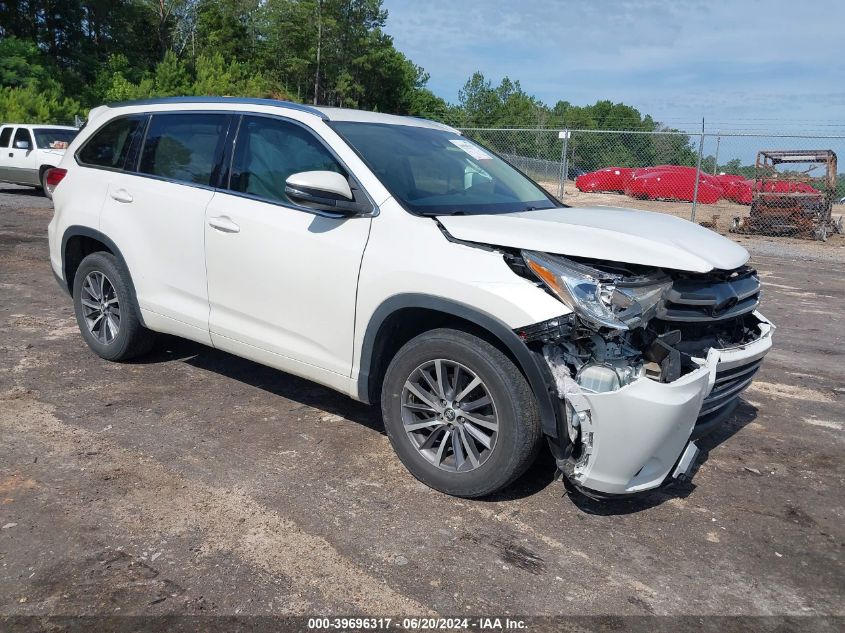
(0, 123, 78, 194)
(47, 97, 773, 499)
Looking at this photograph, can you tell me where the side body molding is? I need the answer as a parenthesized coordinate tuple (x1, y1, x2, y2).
(59, 225, 145, 326)
(356, 294, 561, 438)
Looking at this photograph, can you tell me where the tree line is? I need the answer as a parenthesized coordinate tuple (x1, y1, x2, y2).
(1, 0, 719, 171)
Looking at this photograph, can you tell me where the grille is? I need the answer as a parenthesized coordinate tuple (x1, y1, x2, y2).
(657, 266, 761, 323)
(691, 357, 762, 439)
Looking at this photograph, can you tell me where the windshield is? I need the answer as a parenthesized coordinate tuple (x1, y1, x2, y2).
(331, 122, 557, 215)
(34, 128, 77, 150)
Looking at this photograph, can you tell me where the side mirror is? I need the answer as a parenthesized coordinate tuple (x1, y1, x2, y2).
(285, 171, 370, 216)
(14, 139, 31, 150)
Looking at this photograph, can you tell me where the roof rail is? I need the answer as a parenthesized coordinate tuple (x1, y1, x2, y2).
(104, 96, 327, 119)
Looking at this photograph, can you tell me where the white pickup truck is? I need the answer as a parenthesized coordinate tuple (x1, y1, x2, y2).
(0, 123, 78, 196)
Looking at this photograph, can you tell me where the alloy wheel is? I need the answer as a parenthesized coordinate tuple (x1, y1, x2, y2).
(401, 359, 499, 472)
(80, 271, 121, 344)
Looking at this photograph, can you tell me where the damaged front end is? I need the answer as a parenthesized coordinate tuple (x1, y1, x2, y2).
(510, 251, 774, 497)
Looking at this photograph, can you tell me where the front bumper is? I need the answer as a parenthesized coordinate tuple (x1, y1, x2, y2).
(561, 312, 773, 495)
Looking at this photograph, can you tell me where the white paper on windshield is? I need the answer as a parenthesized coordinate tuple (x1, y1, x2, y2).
(449, 139, 492, 160)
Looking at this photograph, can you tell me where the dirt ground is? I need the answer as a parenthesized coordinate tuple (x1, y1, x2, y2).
(0, 185, 843, 626)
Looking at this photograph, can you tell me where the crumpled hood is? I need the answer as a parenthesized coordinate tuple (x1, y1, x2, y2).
(437, 206, 749, 273)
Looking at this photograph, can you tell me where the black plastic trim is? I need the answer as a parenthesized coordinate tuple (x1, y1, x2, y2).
(60, 225, 145, 327)
(690, 398, 740, 440)
(356, 294, 561, 438)
(52, 267, 69, 296)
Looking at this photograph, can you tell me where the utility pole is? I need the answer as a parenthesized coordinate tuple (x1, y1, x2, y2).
(313, 0, 322, 105)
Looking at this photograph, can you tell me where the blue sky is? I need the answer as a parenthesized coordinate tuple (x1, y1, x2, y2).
(382, 0, 845, 135)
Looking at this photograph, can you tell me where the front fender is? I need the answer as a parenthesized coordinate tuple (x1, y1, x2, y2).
(356, 293, 564, 438)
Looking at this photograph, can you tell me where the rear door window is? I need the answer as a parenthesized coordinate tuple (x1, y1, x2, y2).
(78, 116, 146, 169)
(139, 113, 229, 186)
(228, 115, 344, 204)
(0, 127, 12, 148)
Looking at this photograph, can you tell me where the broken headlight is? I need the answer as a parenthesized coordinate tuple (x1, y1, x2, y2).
(522, 250, 671, 331)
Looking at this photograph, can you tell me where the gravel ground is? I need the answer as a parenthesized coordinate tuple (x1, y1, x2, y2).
(0, 185, 843, 627)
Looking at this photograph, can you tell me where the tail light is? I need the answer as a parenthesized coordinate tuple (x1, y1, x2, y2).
(45, 168, 67, 195)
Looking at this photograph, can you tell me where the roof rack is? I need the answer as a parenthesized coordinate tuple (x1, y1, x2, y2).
(104, 96, 327, 119)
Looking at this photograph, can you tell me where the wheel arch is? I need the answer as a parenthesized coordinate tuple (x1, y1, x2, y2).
(357, 294, 561, 438)
(61, 225, 145, 326)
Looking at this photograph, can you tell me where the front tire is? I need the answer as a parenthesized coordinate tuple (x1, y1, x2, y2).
(72, 252, 155, 361)
(381, 328, 542, 498)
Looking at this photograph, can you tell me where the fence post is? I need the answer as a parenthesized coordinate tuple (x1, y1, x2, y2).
(558, 129, 570, 198)
(691, 118, 705, 223)
(712, 135, 720, 175)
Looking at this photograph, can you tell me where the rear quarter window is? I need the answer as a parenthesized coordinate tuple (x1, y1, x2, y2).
(77, 116, 146, 169)
(0, 127, 12, 148)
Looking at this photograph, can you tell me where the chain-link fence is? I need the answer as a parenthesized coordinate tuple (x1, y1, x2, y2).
(459, 127, 845, 241)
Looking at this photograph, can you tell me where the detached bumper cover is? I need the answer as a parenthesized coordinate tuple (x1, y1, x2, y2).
(564, 313, 773, 495)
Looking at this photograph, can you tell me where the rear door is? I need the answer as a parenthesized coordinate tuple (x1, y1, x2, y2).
(98, 111, 231, 343)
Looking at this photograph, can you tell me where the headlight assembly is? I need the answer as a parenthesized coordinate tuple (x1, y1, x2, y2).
(521, 250, 671, 331)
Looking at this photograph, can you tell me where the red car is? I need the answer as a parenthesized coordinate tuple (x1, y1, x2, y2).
(716, 174, 753, 205)
(624, 166, 724, 204)
(575, 167, 634, 193)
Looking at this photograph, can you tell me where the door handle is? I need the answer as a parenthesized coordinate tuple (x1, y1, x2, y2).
(110, 189, 133, 203)
(208, 215, 240, 233)
(7, 153, 12, 157)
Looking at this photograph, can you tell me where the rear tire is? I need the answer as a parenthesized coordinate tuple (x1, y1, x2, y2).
(381, 328, 542, 498)
(39, 168, 51, 199)
(72, 252, 155, 361)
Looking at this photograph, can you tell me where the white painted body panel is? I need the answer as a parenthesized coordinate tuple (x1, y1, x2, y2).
(48, 163, 110, 282)
(99, 172, 213, 344)
(46, 99, 774, 497)
(572, 316, 774, 494)
(438, 206, 750, 273)
(350, 197, 570, 387)
(204, 191, 372, 377)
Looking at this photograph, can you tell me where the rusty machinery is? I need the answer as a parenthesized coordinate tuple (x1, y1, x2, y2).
(732, 149, 842, 241)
